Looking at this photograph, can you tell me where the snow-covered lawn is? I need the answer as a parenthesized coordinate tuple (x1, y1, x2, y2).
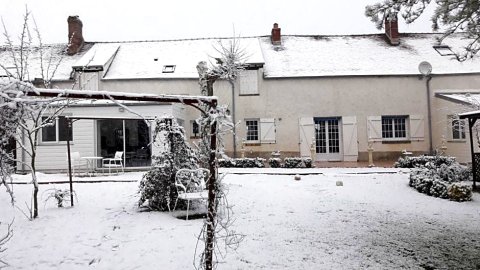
(1, 169, 480, 269)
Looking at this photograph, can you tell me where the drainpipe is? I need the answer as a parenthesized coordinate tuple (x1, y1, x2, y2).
(21, 129, 26, 172)
(229, 80, 237, 158)
(426, 76, 433, 155)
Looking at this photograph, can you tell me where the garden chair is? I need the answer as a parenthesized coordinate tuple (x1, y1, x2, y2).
(174, 168, 209, 220)
(67, 152, 87, 176)
(102, 151, 124, 174)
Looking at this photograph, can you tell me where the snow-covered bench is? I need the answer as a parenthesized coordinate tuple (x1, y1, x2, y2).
(174, 168, 209, 220)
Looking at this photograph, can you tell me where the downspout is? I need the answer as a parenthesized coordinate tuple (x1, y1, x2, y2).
(21, 129, 26, 172)
(426, 76, 433, 155)
(229, 80, 237, 158)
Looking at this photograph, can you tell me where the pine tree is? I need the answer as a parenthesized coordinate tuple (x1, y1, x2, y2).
(365, 0, 480, 60)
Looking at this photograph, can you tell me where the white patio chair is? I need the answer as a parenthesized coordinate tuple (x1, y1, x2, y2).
(102, 151, 124, 174)
(174, 168, 209, 220)
(66, 152, 87, 176)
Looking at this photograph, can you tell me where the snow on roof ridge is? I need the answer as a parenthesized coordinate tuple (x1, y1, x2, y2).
(86, 32, 461, 45)
(89, 35, 262, 44)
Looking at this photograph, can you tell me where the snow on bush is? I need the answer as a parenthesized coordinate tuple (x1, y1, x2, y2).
(268, 158, 282, 168)
(218, 158, 265, 168)
(138, 118, 199, 211)
(406, 156, 472, 202)
(283, 157, 313, 168)
(395, 155, 456, 168)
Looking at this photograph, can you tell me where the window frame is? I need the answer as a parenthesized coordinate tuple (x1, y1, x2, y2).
(40, 116, 73, 144)
(245, 118, 260, 143)
(190, 120, 200, 139)
(450, 116, 466, 141)
(381, 115, 409, 141)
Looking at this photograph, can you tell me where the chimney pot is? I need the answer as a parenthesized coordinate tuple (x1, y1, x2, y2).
(384, 14, 399, 45)
(67, 16, 84, 55)
(271, 23, 281, 45)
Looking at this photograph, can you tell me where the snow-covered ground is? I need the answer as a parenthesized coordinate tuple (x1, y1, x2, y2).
(1, 168, 480, 269)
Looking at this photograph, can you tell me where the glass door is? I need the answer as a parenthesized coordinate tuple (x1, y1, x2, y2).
(97, 119, 151, 167)
(314, 117, 342, 161)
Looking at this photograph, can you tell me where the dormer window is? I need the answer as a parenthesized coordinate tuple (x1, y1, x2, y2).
(433, 45, 455, 56)
(162, 65, 176, 73)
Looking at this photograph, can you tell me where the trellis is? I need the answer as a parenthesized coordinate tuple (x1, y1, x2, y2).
(459, 110, 480, 190)
(25, 88, 219, 269)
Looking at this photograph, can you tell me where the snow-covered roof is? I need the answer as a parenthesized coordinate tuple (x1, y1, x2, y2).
(0, 43, 92, 81)
(73, 43, 119, 70)
(259, 34, 480, 78)
(102, 37, 264, 80)
(436, 91, 480, 106)
(1, 33, 479, 81)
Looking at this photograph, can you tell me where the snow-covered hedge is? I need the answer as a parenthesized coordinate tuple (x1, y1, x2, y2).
(218, 158, 265, 168)
(267, 157, 313, 168)
(406, 156, 472, 202)
(283, 157, 313, 168)
(394, 155, 456, 168)
(268, 158, 282, 168)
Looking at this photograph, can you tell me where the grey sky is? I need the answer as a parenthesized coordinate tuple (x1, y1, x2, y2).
(2, 0, 435, 44)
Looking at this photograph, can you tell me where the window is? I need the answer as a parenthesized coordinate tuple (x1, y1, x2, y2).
(41, 116, 73, 143)
(162, 65, 176, 73)
(433, 45, 455, 56)
(245, 119, 259, 142)
(191, 120, 200, 138)
(239, 70, 259, 95)
(381, 116, 408, 140)
(451, 117, 466, 140)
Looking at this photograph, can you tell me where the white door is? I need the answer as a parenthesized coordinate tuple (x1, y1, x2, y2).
(315, 118, 343, 161)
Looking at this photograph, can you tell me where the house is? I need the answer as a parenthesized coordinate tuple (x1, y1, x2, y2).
(2, 16, 480, 172)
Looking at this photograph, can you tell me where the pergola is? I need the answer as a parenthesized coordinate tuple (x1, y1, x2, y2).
(26, 88, 219, 269)
(459, 110, 480, 190)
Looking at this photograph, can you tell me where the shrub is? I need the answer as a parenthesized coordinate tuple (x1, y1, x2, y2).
(138, 118, 198, 211)
(218, 158, 265, 168)
(283, 157, 313, 168)
(268, 158, 282, 168)
(395, 155, 456, 168)
(407, 156, 472, 202)
(447, 183, 473, 202)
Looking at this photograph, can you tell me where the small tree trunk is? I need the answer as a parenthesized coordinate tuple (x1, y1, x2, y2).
(205, 121, 217, 270)
(31, 148, 39, 219)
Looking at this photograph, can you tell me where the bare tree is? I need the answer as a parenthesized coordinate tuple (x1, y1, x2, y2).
(195, 38, 245, 270)
(0, 8, 71, 219)
(0, 220, 13, 269)
(365, 0, 480, 60)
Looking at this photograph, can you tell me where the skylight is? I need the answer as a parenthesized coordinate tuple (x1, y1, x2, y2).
(433, 45, 456, 56)
(162, 65, 176, 73)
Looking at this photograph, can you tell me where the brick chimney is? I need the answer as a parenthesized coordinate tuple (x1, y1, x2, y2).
(271, 23, 281, 45)
(67, 16, 84, 55)
(384, 13, 399, 45)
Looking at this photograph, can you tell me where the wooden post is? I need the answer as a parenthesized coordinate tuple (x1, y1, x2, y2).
(66, 119, 74, 207)
(468, 118, 477, 189)
(205, 115, 217, 270)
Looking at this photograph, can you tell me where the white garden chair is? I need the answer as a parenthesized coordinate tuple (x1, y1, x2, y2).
(102, 151, 124, 174)
(174, 168, 209, 220)
(66, 152, 87, 176)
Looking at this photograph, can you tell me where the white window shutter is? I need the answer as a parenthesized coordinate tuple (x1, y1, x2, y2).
(260, 118, 276, 144)
(239, 70, 259, 95)
(298, 117, 314, 157)
(342, 116, 358, 162)
(367, 116, 382, 141)
(410, 115, 425, 141)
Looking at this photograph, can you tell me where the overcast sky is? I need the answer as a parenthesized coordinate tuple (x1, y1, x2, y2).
(1, 0, 436, 44)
